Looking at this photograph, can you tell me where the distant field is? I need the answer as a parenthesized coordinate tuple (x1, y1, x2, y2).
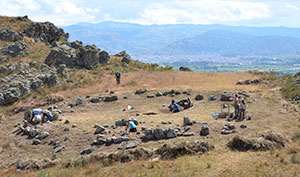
(168, 62, 300, 75)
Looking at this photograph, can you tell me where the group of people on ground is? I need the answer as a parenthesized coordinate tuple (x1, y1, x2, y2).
(169, 98, 193, 113)
(233, 94, 247, 120)
(31, 109, 53, 124)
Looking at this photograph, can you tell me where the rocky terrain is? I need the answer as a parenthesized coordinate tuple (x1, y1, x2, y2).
(0, 16, 299, 177)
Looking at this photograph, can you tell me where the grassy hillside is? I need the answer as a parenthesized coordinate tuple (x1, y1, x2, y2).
(0, 16, 300, 177)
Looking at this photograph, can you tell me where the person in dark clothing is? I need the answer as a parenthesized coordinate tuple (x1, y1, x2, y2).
(115, 72, 121, 84)
(233, 94, 240, 119)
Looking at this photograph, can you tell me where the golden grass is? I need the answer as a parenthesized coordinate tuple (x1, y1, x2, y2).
(57, 71, 258, 98)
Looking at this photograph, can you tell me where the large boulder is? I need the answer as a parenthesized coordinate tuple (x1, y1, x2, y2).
(118, 141, 137, 150)
(0, 28, 24, 42)
(200, 126, 209, 136)
(165, 127, 177, 139)
(45, 42, 109, 69)
(1, 42, 28, 57)
(24, 22, 69, 43)
(183, 116, 192, 126)
(154, 128, 166, 140)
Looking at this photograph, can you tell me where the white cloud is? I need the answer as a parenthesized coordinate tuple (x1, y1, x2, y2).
(285, 2, 300, 11)
(0, 0, 100, 26)
(136, 0, 270, 25)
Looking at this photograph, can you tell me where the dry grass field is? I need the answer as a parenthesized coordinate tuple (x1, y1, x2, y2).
(1, 71, 299, 177)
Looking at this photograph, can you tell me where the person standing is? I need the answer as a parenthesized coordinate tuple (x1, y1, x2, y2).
(233, 94, 240, 119)
(239, 99, 247, 120)
(115, 72, 121, 84)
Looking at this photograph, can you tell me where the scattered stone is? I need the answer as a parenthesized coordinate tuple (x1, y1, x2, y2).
(147, 95, 155, 98)
(75, 97, 83, 106)
(80, 148, 93, 155)
(224, 123, 235, 130)
(64, 128, 69, 132)
(104, 96, 118, 102)
(220, 93, 233, 101)
(200, 126, 209, 136)
(240, 124, 247, 129)
(182, 133, 195, 137)
(90, 97, 100, 103)
(161, 121, 168, 124)
(208, 95, 218, 101)
(118, 141, 137, 150)
(114, 136, 129, 144)
(64, 120, 70, 124)
(94, 126, 105, 135)
(92, 136, 106, 146)
(183, 116, 192, 126)
(156, 92, 163, 97)
(94, 124, 100, 128)
(195, 94, 204, 101)
(70, 109, 75, 113)
(72, 124, 77, 128)
(32, 139, 41, 145)
(183, 126, 190, 132)
(236, 79, 261, 85)
(36, 132, 50, 140)
(168, 121, 173, 124)
(135, 88, 147, 94)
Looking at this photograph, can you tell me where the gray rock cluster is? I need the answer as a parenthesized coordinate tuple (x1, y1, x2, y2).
(141, 127, 177, 142)
(236, 79, 261, 85)
(45, 41, 109, 69)
(220, 92, 233, 101)
(24, 22, 69, 43)
(0, 42, 28, 57)
(0, 27, 24, 42)
(92, 135, 130, 146)
(221, 123, 236, 135)
(0, 62, 59, 106)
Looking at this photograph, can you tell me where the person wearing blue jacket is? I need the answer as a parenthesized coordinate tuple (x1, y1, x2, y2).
(127, 120, 137, 132)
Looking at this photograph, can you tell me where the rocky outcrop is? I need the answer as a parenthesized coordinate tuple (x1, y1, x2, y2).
(24, 22, 69, 43)
(227, 132, 287, 151)
(45, 42, 109, 69)
(0, 28, 24, 42)
(0, 42, 28, 57)
(0, 62, 59, 106)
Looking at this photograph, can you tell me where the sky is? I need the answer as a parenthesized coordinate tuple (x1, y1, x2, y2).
(0, 0, 299, 27)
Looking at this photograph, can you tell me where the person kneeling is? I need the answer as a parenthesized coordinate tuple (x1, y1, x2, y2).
(128, 120, 137, 132)
(173, 103, 180, 113)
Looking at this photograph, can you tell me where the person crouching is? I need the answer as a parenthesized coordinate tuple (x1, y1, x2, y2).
(127, 120, 137, 132)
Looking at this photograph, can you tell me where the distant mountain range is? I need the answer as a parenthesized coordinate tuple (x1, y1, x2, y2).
(62, 21, 300, 62)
